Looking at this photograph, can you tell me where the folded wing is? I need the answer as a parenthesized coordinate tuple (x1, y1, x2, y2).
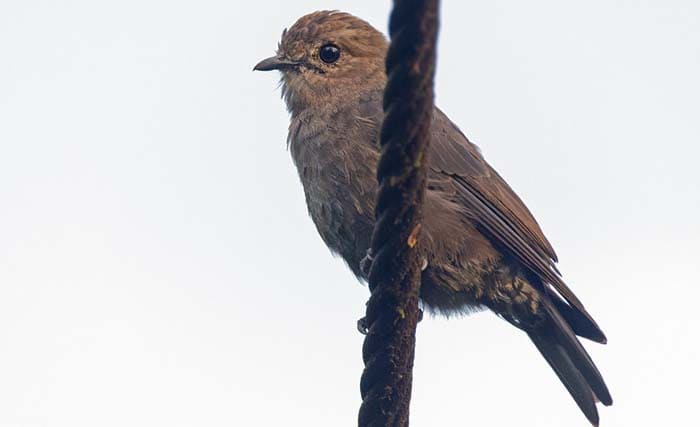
(428, 108, 606, 343)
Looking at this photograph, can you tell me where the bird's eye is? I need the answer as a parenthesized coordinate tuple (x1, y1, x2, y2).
(319, 44, 340, 64)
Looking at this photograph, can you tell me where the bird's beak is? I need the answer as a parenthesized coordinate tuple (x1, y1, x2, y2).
(253, 56, 299, 71)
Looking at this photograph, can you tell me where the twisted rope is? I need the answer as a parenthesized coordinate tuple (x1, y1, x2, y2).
(358, 1, 440, 426)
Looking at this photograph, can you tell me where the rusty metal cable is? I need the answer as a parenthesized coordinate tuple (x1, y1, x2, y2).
(358, 1, 440, 426)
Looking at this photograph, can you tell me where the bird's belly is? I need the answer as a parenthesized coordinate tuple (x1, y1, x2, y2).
(304, 184, 375, 278)
(419, 253, 543, 321)
(419, 257, 494, 315)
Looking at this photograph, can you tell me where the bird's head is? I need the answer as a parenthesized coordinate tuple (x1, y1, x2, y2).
(254, 11, 388, 115)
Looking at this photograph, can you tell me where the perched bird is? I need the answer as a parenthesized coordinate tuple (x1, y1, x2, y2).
(254, 10, 612, 425)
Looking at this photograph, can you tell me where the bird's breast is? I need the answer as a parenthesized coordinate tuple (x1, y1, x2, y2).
(288, 113, 379, 277)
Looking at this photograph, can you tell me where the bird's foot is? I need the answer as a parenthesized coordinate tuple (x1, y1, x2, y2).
(359, 248, 374, 277)
(357, 308, 423, 335)
(357, 316, 369, 335)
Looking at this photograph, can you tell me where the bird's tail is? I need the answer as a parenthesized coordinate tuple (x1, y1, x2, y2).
(527, 298, 613, 426)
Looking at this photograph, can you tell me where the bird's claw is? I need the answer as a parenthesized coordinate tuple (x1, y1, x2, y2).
(359, 248, 374, 277)
(357, 316, 369, 335)
(357, 308, 422, 335)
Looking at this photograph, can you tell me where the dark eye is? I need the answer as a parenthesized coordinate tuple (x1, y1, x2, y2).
(319, 44, 340, 64)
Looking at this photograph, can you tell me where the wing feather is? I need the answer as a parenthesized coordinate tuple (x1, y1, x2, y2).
(428, 108, 599, 330)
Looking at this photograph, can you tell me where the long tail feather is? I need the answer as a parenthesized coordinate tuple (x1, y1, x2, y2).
(529, 332, 600, 425)
(527, 298, 612, 425)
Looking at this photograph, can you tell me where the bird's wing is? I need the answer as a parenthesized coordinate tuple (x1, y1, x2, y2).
(427, 107, 594, 324)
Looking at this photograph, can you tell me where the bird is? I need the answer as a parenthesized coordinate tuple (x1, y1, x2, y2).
(254, 10, 612, 426)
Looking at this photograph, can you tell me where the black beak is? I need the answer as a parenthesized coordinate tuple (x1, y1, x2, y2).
(253, 56, 299, 71)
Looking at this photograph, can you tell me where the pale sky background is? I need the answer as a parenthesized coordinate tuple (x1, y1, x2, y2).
(1, 1, 698, 426)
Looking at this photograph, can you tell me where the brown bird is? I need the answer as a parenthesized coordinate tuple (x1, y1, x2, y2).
(254, 11, 612, 425)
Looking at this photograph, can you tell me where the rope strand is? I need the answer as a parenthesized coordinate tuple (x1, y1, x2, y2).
(358, 1, 440, 426)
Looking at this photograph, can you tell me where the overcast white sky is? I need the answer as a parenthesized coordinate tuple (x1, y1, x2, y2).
(1, 1, 698, 426)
